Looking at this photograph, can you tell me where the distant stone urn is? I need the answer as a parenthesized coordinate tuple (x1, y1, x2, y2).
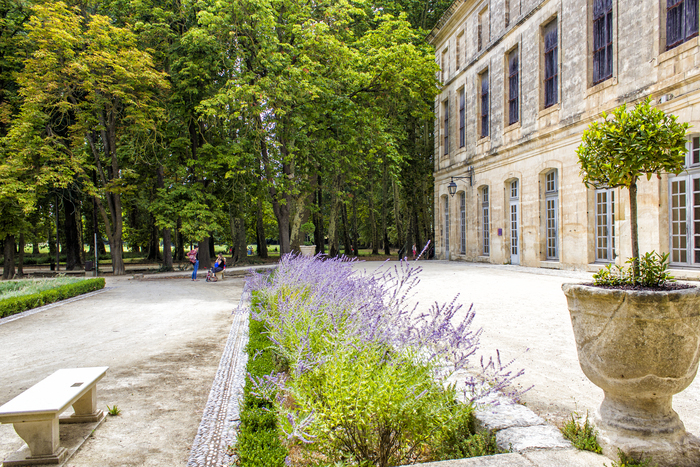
(299, 245, 316, 257)
(562, 283, 700, 467)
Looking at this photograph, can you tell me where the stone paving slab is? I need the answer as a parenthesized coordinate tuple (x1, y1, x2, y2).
(522, 448, 610, 466)
(405, 453, 535, 466)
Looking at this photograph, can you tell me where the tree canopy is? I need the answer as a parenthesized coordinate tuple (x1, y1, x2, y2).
(0, 0, 448, 276)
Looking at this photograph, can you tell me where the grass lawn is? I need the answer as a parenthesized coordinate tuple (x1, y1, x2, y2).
(0, 277, 88, 299)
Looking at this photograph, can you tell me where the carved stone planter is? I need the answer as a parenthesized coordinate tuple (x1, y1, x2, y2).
(562, 283, 700, 467)
(299, 245, 316, 257)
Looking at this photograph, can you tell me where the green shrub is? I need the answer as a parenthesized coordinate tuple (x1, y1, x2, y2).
(433, 409, 501, 460)
(232, 313, 288, 466)
(0, 278, 105, 318)
(593, 252, 674, 287)
(607, 449, 658, 467)
(561, 412, 602, 454)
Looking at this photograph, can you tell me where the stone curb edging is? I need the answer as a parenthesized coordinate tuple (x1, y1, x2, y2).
(187, 306, 250, 467)
(0, 287, 114, 327)
(474, 395, 572, 453)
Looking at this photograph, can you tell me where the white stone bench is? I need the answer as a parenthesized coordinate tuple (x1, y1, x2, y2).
(0, 367, 108, 465)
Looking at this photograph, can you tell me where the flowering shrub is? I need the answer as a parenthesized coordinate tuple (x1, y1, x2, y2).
(240, 253, 525, 466)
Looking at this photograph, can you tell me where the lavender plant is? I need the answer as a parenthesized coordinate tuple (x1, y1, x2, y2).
(243, 253, 525, 466)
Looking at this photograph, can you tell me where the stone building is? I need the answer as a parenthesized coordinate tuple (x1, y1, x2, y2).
(428, 0, 700, 278)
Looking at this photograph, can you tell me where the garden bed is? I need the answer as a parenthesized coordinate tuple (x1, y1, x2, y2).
(231, 255, 519, 467)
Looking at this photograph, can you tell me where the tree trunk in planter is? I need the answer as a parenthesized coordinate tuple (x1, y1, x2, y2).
(562, 283, 700, 467)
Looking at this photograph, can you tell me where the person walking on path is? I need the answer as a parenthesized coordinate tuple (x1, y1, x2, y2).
(412, 244, 417, 259)
(188, 247, 199, 281)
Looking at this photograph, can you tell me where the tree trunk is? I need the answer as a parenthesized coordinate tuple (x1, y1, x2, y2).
(2, 235, 15, 280)
(629, 182, 640, 280)
(32, 242, 39, 255)
(175, 217, 184, 261)
(208, 233, 216, 258)
(95, 191, 125, 275)
(48, 223, 55, 269)
(382, 164, 390, 255)
(351, 194, 359, 256)
(147, 216, 161, 261)
(198, 238, 212, 270)
(64, 197, 82, 270)
(341, 203, 351, 256)
(314, 176, 325, 254)
(17, 233, 24, 276)
(230, 215, 247, 265)
(256, 199, 268, 258)
(369, 191, 378, 255)
(156, 167, 173, 270)
(162, 228, 173, 270)
(328, 189, 340, 257)
(393, 180, 404, 252)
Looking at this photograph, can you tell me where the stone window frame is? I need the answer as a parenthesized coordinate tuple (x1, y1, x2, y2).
(589, 0, 616, 86)
(456, 31, 464, 70)
(478, 6, 490, 52)
(478, 68, 490, 139)
(443, 99, 449, 156)
(458, 86, 466, 148)
(504, 45, 520, 127)
(664, 0, 699, 51)
(539, 15, 560, 110)
(441, 47, 449, 83)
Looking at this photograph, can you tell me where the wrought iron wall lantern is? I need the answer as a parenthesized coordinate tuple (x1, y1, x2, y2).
(447, 166, 475, 197)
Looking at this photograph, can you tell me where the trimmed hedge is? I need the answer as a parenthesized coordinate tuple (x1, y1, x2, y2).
(232, 313, 288, 466)
(0, 278, 106, 318)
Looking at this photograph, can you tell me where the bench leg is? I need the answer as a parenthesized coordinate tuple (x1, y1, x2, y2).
(61, 385, 104, 424)
(11, 418, 66, 462)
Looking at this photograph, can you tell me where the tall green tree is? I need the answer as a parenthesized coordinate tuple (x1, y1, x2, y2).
(6, 2, 169, 274)
(577, 98, 689, 277)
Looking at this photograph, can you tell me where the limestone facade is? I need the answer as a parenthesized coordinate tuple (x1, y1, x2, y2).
(429, 0, 700, 278)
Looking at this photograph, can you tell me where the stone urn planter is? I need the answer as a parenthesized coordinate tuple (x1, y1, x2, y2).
(562, 283, 700, 467)
(299, 245, 316, 257)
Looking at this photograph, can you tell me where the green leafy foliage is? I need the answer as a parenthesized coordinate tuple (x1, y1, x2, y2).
(560, 412, 602, 454)
(232, 307, 288, 467)
(607, 449, 658, 467)
(593, 252, 674, 287)
(432, 411, 501, 460)
(107, 405, 122, 416)
(577, 98, 689, 191)
(0, 278, 105, 318)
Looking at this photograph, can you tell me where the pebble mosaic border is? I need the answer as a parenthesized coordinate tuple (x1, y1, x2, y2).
(187, 305, 250, 467)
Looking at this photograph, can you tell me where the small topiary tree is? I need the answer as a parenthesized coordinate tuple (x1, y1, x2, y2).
(576, 98, 689, 279)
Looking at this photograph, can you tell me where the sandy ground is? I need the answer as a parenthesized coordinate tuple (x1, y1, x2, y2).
(357, 260, 700, 435)
(0, 275, 243, 467)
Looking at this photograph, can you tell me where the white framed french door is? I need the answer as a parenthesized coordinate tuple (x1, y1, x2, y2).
(509, 180, 520, 265)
